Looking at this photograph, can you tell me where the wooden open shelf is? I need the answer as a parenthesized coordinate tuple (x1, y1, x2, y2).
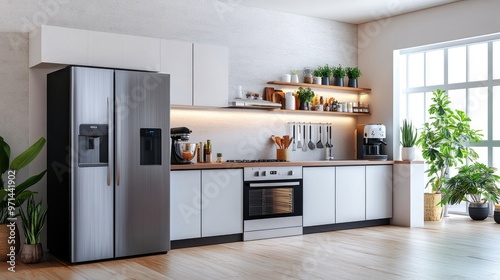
(267, 81, 371, 93)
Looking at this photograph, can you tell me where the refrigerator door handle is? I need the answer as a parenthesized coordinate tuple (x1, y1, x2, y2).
(116, 100, 121, 187)
(107, 97, 112, 186)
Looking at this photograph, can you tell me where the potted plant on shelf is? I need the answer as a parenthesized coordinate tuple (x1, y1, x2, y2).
(312, 69, 322, 85)
(416, 89, 482, 221)
(318, 65, 333, 85)
(290, 69, 299, 83)
(19, 195, 48, 263)
(345, 67, 362, 88)
(440, 163, 500, 220)
(296, 87, 315, 110)
(400, 119, 417, 161)
(0, 136, 46, 261)
(331, 65, 346, 87)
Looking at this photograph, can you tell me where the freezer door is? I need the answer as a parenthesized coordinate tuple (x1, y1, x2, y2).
(71, 67, 114, 262)
(114, 70, 170, 257)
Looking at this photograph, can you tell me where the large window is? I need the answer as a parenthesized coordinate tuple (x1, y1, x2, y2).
(398, 35, 500, 214)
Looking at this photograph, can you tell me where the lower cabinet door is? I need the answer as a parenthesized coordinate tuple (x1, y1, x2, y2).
(336, 166, 366, 223)
(303, 167, 335, 226)
(366, 165, 393, 219)
(201, 169, 243, 237)
(170, 170, 202, 240)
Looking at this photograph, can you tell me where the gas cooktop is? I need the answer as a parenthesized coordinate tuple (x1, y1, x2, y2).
(226, 159, 288, 163)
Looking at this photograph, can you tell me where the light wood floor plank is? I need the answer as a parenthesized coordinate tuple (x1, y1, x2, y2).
(1, 215, 500, 279)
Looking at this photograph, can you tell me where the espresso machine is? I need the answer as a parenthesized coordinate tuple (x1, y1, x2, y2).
(356, 124, 388, 160)
(171, 127, 196, 164)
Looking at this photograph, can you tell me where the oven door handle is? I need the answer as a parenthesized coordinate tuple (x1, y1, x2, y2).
(248, 182, 300, 188)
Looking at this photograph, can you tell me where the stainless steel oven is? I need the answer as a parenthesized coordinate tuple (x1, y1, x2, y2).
(243, 166, 303, 241)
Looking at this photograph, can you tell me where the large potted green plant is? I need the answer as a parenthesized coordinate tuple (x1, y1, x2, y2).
(19, 195, 48, 263)
(400, 119, 417, 161)
(441, 163, 500, 220)
(296, 87, 315, 110)
(416, 89, 482, 221)
(345, 67, 362, 88)
(0, 136, 46, 260)
(331, 64, 346, 87)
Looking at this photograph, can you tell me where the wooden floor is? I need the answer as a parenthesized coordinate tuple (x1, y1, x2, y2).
(2, 215, 500, 280)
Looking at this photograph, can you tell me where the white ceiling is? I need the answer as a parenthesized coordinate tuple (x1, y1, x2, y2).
(239, 0, 462, 24)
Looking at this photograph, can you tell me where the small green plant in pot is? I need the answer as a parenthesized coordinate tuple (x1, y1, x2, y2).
(296, 87, 315, 110)
(312, 69, 322, 84)
(318, 65, 333, 85)
(400, 119, 417, 161)
(345, 67, 362, 88)
(19, 195, 48, 263)
(331, 65, 346, 87)
(441, 163, 500, 220)
(290, 69, 299, 83)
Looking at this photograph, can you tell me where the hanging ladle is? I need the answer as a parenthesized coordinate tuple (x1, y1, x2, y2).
(308, 124, 316, 150)
(316, 125, 324, 149)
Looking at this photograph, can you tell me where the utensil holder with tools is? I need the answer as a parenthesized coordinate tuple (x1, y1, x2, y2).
(276, 148, 289, 161)
(271, 135, 292, 161)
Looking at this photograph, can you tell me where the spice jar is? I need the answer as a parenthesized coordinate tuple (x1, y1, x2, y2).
(217, 153, 223, 163)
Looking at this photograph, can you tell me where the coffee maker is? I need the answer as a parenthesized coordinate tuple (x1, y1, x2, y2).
(171, 127, 196, 164)
(356, 124, 388, 160)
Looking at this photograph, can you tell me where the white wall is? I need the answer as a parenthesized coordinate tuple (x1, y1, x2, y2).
(358, 0, 500, 160)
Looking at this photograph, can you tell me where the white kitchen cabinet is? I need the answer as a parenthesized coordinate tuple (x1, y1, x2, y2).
(193, 43, 229, 107)
(201, 169, 243, 237)
(303, 167, 335, 226)
(88, 31, 123, 68)
(366, 165, 393, 220)
(170, 170, 202, 240)
(29, 25, 88, 67)
(336, 166, 366, 223)
(122, 34, 161, 71)
(160, 40, 193, 106)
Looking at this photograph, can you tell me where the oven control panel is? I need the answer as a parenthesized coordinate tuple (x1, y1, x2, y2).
(244, 166, 303, 181)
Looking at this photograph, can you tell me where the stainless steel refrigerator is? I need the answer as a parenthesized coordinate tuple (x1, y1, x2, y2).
(47, 66, 170, 263)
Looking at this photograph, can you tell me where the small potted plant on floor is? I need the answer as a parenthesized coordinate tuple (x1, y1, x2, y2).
(0, 136, 46, 261)
(19, 194, 48, 263)
(400, 119, 417, 161)
(331, 65, 346, 87)
(440, 162, 500, 220)
(345, 67, 362, 88)
(296, 87, 315, 110)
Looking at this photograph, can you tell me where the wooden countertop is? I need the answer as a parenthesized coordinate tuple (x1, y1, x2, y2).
(171, 160, 395, 170)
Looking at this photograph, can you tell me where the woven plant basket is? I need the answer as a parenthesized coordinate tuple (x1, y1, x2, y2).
(424, 193, 443, 221)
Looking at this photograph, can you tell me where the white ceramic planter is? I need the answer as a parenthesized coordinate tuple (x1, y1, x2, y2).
(291, 74, 299, 83)
(313, 77, 322, 84)
(401, 147, 416, 161)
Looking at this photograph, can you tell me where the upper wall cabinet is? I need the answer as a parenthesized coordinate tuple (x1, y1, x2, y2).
(122, 34, 161, 71)
(193, 43, 228, 107)
(30, 25, 88, 67)
(30, 25, 161, 71)
(160, 40, 193, 106)
(88, 31, 122, 68)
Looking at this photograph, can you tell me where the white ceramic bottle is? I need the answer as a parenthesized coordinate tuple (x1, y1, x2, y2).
(285, 92, 295, 110)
